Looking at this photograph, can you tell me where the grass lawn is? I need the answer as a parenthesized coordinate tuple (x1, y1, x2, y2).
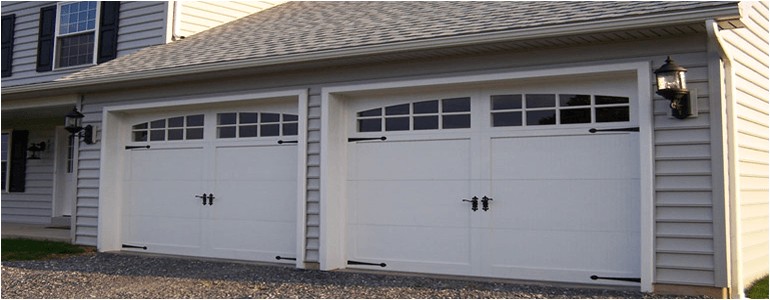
(1, 238, 91, 261)
(747, 275, 769, 299)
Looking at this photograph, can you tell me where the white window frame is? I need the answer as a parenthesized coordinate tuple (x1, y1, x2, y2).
(1, 130, 11, 193)
(53, 1, 101, 70)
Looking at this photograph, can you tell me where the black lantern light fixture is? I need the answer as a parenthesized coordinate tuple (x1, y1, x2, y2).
(654, 56, 692, 119)
(65, 106, 94, 144)
(27, 142, 46, 160)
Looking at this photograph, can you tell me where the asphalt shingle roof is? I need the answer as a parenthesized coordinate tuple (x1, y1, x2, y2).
(65, 1, 737, 81)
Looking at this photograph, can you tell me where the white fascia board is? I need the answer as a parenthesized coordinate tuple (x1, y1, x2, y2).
(2, 5, 740, 96)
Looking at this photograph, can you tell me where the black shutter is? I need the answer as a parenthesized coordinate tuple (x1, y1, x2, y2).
(97, 1, 120, 64)
(9, 130, 28, 193)
(36, 5, 56, 72)
(2, 14, 16, 77)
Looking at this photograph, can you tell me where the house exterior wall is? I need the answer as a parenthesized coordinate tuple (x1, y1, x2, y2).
(0, 1, 170, 87)
(720, 1, 770, 287)
(176, 1, 282, 39)
(73, 31, 730, 289)
(0, 119, 58, 224)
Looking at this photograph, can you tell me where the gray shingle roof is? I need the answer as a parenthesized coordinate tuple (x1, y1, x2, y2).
(64, 1, 737, 81)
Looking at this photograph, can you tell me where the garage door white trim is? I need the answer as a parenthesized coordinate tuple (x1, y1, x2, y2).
(98, 89, 308, 268)
(320, 62, 654, 291)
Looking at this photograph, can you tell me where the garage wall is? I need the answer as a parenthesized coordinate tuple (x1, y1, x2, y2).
(73, 32, 724, 286)
(720, 0, 770, 286)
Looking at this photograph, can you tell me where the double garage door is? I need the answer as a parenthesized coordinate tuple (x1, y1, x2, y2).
(121, 101, 298, 263)
(346, 77, 641, 284)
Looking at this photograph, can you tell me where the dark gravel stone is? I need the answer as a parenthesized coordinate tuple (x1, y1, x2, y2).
(2, 253, 711, 299)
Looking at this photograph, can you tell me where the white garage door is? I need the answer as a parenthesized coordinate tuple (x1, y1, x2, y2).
(346, 76, 641, 285)
(122, 102, 299, 263)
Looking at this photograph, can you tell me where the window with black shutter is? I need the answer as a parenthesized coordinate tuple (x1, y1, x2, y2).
(36, 1, 120, 71)
(2, 14, 16, 77)
(8, 130, 28, 193)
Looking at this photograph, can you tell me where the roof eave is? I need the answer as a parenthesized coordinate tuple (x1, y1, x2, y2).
(2, 4, 740, 96)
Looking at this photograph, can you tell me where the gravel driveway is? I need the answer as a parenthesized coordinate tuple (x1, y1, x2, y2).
(2, 252, 707, 299)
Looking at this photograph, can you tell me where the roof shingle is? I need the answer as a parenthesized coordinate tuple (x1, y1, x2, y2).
(64, 1, 737, 81)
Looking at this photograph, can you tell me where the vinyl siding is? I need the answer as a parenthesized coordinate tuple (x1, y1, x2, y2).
(651, 53, 720, 287)
(72, 28, 723, 287)
(73, 105, 102, 246)
(305, 89, 322, 263)
(0, 1, 169, 87)
(0, 125, 56, 224)
(721, 0, 770, 287)
(177, 1, 283, 38)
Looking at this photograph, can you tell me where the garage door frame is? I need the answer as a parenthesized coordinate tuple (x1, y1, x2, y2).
(98, 89, 309, 269)
(320, 62, 654, 291)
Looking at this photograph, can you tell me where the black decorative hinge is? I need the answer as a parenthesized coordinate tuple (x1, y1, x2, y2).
(348, 136, 387, 142)
(590, 275, 641, 283)
(588, 127, 639, 133)
(278, 140, 298, 144)
(122, 244, 147, 250)
(348, 260, 387, 267)
(125, 145, 151, 150)
(275, 256, 297, 261)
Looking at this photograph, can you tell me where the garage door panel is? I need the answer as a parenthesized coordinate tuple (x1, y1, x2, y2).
(349, 224, 472, 271)
(480, 229, 640, 280)
(214, 181, 296, 221)
(130, 148, 206, 180)
(487, 180, 639, 232)
(207, 219, 296, 262)
(350, 139, 470, 180)
(490, 134, 638, 180)
(215, 145, 296, 181)
(124, 215, 202, 256)
(127, 180, 203, 218)
(349, 180, 470, 227)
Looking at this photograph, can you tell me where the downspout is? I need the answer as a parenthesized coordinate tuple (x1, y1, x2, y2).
(171, 1, 184, 41)
(706, 19, 742, 299)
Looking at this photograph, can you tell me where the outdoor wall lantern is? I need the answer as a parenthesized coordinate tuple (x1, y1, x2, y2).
(65, 106, 94, 144)
(27, 142, 46, 160)
(654, 56, 693, 119)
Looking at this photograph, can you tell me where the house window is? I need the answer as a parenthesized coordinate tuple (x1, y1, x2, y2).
(491, 94, 630, 127)
(131, 114, 205, 142)
(56, 1, 98, 68)
(216, 112, 299, 139)
(356, 97, 472, 132)
(1, 132, 9, 192)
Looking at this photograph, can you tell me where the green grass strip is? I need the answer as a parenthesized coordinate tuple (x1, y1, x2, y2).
(747, 275, 769, 299)
(1, 238, 85, 261)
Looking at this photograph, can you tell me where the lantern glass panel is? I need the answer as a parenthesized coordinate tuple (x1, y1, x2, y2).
(656, 72, 681, 91)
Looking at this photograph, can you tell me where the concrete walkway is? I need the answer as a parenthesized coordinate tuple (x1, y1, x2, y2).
(1, 223, 71, 243)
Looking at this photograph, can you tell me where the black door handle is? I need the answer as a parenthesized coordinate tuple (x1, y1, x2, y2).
(481, 196, 493, 211)
(462, 196, 479, 211)
(195, 193, 208, 206)
(207, 194, 215, 205)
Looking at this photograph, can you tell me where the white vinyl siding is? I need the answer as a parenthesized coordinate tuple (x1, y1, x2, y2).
(721, 0, 770, 287)
(177, 1, 283, 38)
(652, 54, 719, 287)
(0, 127, 56, 224)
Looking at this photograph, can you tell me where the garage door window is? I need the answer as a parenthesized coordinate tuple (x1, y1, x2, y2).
(132, 114, 204, 142)
(491, 94, 629, 127)
(357, 97, 471, 132)
(217, 112, 298, 139)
